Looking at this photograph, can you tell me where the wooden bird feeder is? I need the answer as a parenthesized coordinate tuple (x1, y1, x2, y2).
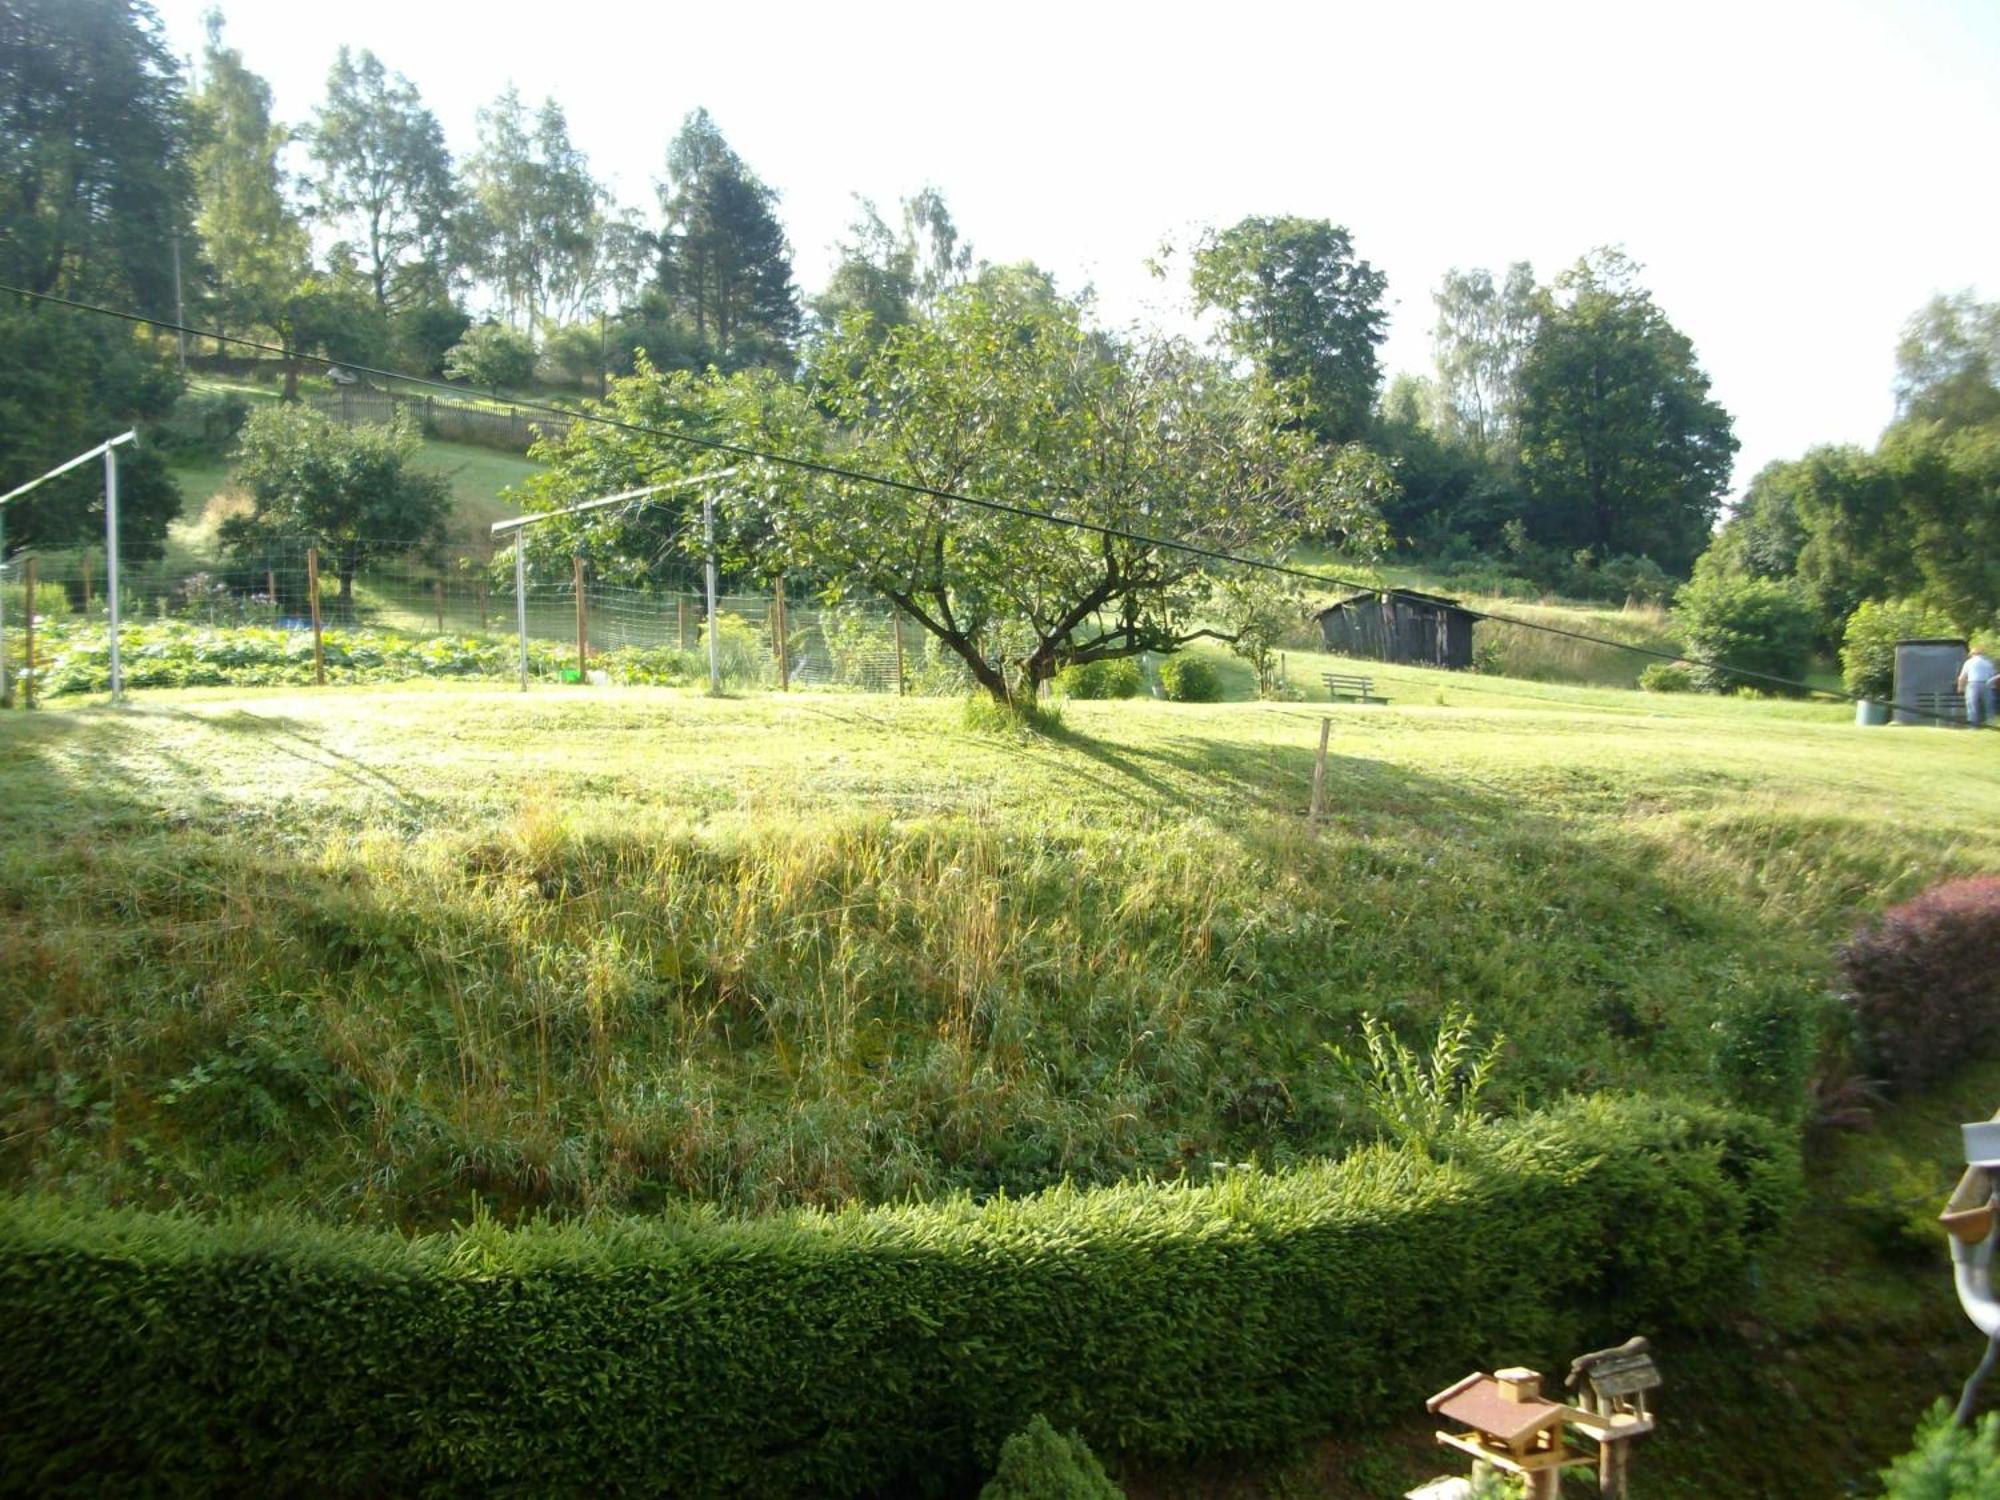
(1566, 1336, 1663, 1495)
(1409, 1342, 1663, 1500)
(1425, 1367, 1588, 1500)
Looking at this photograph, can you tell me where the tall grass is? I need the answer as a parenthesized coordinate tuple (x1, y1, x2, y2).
(1469, 598, 1681, 686)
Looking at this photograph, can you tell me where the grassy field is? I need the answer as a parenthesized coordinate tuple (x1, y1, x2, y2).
(3, 669, 1997, 1492)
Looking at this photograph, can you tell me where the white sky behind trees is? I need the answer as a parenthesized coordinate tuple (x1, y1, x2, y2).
(156, 0, 1998, 500)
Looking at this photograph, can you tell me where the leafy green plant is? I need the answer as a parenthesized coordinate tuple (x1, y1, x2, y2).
(1879, 1403, 2000, 1498)
(699, 610, 768, 686)
(0, 578, 73, 623)
(1327, 1006, 1505, 1150)
(817, 603, 889, 687)
(1673, 573, 1817, 694)
(1840, 598, 1958, 701)
(1638, 662, 1696, 692)
(980, 1415, 1122, 1499)
(1055, 657, 1144, 699)
(1157, 654, 1221, 703)
(445, 322, 538, 390)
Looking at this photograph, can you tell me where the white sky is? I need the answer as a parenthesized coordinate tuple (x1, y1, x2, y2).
(155, 0, 1999, 498)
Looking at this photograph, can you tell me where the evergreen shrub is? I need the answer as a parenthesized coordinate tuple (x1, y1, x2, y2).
(0, 1096, 1792, 1498)
(980, 1416, 1122, 1499)
(1840, 876, 2000, 1091)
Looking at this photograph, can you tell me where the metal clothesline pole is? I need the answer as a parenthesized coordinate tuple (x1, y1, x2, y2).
(514, 536, 529, 691)
(704, 488, 720, 696)
(0, 431, 137, 706)
(105, 440, 123, 701)
(488, 468, 740, 696)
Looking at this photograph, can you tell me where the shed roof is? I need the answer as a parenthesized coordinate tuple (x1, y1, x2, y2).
(1316, 588, 1470, 617)
(1427, 1374, 1568, 1445)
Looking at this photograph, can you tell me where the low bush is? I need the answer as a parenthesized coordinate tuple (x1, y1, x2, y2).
(1673, 574, 1818, 694)
(22, 619, 715, 696)
(963, 692, 1064, 735)
(0, 578, 73, 624)
(981, 1416, 1122, 1499)
(1055, 657, 1144, 699)
(1840, 876, 2000, 1091)
(1638, 662, 1696, 693)
(0, 1095, 1793, 1498)
(1157, 654, 1221, 703)
(1840, 598, 1959, 701)
(150, 389, 253, 458)
(699, 610, 770, 686)
(1879, 1402, 2000, 1498)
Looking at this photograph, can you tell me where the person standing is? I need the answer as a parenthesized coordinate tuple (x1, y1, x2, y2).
(1959, 643, 1997, 727)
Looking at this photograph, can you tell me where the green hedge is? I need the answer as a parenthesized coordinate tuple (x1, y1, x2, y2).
(0, 1095, 1793, 1498)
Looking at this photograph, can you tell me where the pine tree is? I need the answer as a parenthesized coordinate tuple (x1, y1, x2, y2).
(654, 109, 800, 371)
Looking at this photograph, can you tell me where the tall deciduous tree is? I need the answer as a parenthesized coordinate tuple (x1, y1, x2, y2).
(654, 108, 800, 371)
(813, 198, 917, 337)
(1896, 291, 2000, 430)
(221, 405, 451, 609)
(190, 10, 307, 340)
(523, 280, 1387, 702)
(0, 0, 189, 559)
(308, 48, 457, 313)
(1515, 250, 1736, 574)
(464, 86, 602, 332)
(1189, 216, 1388, 444)
(1431, 262, 1536, 454)
(813, 187, 974, 339)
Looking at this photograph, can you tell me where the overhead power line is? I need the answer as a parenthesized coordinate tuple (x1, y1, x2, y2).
(3, 281, 1991, 729)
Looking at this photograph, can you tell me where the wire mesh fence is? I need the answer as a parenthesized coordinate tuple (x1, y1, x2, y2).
(0, 538, 960, 701)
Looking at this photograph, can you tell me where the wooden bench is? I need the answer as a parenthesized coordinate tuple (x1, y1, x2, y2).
(1322, 672, 1385, 703)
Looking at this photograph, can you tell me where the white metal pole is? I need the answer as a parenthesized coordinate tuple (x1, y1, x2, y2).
(105, 443, 123, 703)
(0, 509, 9, 707)
(704, 489, 720, 694)
(514, 537, 529, 691)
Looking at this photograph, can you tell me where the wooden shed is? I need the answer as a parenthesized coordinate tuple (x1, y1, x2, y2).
(1315, 590, 1476, 670)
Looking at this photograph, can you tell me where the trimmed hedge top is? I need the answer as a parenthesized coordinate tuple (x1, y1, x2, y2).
(0, 1094, 1793, 1498)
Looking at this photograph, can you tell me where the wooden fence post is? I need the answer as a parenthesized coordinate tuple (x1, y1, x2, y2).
(573, 555, 587, 680)
(677, 595, 689, 650)
(21, 555, 35, 709)
(306, 545, 325, 686)
(774, 576, 789, 691)
(433, 578, 445, 633)
(893, 612, 906, 696)
(267, 569, 278, 620)
(81, 550, 92, 615)
(1308, 716, 1330, 825)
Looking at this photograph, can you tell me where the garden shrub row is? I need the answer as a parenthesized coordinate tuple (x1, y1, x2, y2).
(21, 620, 709, 696)
(0, 1094, 1795, 1498)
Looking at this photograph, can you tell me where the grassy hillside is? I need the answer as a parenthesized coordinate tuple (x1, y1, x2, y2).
(3, 673, 1991, 1220)
(3, 672, 1996, 1493)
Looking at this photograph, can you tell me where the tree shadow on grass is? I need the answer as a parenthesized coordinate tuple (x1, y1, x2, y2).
(0, 704, 435, 831)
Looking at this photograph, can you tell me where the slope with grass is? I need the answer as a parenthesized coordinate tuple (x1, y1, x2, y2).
(4, 675, 1993, 1220)
(3, 671, 1996, 1494)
